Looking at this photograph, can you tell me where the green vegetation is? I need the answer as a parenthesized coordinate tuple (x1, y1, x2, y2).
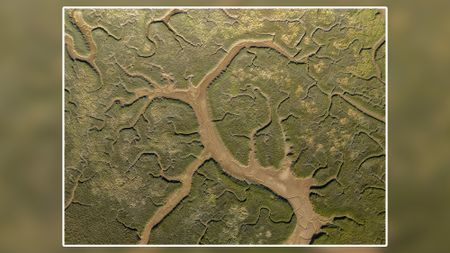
(65, 8, 385, 245)
(151, 160, 295, 244)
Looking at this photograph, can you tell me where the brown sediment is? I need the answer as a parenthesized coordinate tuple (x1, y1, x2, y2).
(66, 10, 384, 245)
(131, 38, 331, 244)
(65, 10, 120, 92)
(137, 150, 210, 244)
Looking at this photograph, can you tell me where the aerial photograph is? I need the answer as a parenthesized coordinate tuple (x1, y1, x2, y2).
(64, 7, 386, 245)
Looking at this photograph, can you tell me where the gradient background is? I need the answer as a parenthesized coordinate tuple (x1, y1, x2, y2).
(1, 0, 449, 252)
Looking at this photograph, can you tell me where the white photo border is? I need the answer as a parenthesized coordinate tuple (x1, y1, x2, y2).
(62, 5, 388, 248)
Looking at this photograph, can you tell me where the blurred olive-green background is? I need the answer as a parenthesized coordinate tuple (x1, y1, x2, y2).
(1, 0, 449, 252)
